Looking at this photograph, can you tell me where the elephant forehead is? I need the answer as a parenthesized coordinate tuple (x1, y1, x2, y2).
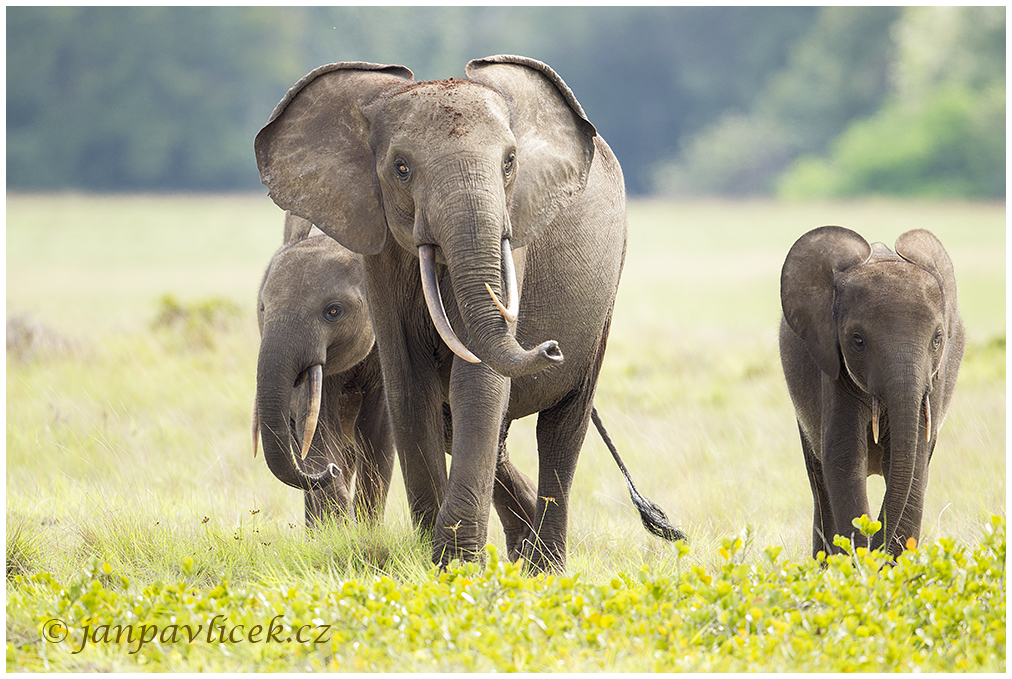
(269, 242, 363, 293)
(837, 262, 942, 315)
(379, 79, 511, 140)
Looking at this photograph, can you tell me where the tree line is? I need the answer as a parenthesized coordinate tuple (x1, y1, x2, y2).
(6, 6, 1004, 197)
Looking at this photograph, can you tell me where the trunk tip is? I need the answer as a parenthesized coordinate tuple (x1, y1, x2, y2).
(538, 340, 564, 364)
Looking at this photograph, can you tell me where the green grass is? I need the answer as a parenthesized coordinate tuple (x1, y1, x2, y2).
(6, 194, 1005, 670)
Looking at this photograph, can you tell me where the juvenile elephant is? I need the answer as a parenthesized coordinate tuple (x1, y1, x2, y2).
(254, 212, 395, 527)
(779, 226, 964, 558)
(255, 55, 681, 570)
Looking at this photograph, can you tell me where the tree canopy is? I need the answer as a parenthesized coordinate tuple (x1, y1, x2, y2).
(6, 7, 1004, 197)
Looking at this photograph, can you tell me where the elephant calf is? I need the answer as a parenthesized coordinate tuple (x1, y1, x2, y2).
(253, 213, 395, 526)
(779, 226, 964, 558)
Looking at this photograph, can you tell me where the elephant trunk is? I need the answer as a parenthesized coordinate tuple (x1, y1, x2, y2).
(875, 377, 930, 555)
(417, 180, 563, 379)
(256, 322, 337, 492)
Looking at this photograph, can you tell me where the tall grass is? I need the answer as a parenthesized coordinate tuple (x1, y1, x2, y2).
(6, 194, 1005, 670)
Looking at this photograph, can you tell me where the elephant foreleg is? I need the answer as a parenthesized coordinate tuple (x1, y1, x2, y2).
(434, 359, 510, 566)
(352, 388, 396, 525)
(364, 250, 450, 533)
(303, 445, 352, 527)
(822, 392, 872, 554)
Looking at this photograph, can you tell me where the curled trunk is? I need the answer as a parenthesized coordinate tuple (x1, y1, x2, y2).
(256, 330, 337, 492)
(417, 196, 563, 378)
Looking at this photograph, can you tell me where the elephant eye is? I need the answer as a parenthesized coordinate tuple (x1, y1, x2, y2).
(932, 330, 943, 350)
(323, 303, 343, 322)
(503, 152, 515, 177)
(851, 332, 865, 351)
(394, 158, 411, 181)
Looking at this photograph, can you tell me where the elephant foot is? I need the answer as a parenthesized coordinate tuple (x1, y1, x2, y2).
(304, 488, 351, 528)
(493, 486, 537, 559)
(431, 515, 488, 568)
(515, 532, 565, 573)
(407, 502, 441, 537)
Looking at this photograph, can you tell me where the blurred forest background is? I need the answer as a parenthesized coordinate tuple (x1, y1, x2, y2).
(6, 6, 1005, 198)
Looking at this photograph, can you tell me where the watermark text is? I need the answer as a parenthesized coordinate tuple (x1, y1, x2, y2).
(42, 615, 332, 654)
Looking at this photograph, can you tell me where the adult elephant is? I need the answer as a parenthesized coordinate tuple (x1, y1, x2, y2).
(779, 226, 964, 558)
(255, 55, 663, 570)
(254, 212, 395, 527)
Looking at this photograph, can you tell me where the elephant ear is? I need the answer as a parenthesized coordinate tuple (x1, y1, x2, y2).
(895, 229, 959, 334)
(781, 226, 871, 379)
(282, 211, 317, 245)
(255, 62, 414, 255)
(465, 55, 597, 248)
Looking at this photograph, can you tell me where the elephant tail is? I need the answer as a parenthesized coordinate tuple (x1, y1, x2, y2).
(591, 407, 686, 543)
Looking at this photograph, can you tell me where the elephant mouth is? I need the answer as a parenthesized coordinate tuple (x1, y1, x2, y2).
(253, 363, 324, 462)
(870, 392, 932, 445)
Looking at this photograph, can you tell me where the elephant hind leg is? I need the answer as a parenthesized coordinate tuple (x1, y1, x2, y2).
(800, 424, 833, 558)
(520, 386, 597, 572)
(492, 419, 538, 560)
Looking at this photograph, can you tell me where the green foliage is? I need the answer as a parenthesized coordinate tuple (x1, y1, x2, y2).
(654, 7, 900, 196)
(7, 7, 302, 191)
(530, 6, 819, 194)
(657, 6, 1005, 199)
(777, 7, 1005, 200)
(651, 114, 799, 196)
(6, 6, 821, 194)
(6, 520, 1006, 671)
(778, 84, 1005, 199)
(152, 294, 242, 350)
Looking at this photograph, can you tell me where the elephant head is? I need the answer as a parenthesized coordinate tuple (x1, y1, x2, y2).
(781, 225, 964, 554)
(254, 214, 376, 495)
(254, 56, 597, 379)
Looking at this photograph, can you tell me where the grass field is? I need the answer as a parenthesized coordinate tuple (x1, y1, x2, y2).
(6, 194, 1005, 670)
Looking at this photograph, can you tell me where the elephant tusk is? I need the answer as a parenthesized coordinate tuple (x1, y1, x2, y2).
(299, 364, 323, 460)
(419, 244, 482, 364)
(871, 396, 880, 445)
(924, 393, 931, 443)
(252, 396, 259, 458)
(485, 283, 515, 324)
(484, 239, 519, 323)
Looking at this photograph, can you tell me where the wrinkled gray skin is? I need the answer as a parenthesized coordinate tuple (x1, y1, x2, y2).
(779, 226, 964, 558)
(255, 56, 629, 570)
(255, 212, 395, 526)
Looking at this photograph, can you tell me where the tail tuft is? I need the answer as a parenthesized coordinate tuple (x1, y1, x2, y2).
(627, 483, 687, 542)
(591, 407, 687, 543)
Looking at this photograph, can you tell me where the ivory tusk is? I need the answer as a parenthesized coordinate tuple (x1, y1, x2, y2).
(485, 283, 515, 324)
(300, 364, 323, 460)
(924, 393, 931, 443)
(871, 396, 880, 445)
(419, 244, 482, 364)
(485, 239, 520, 323)
(252, 397, 259, 458)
